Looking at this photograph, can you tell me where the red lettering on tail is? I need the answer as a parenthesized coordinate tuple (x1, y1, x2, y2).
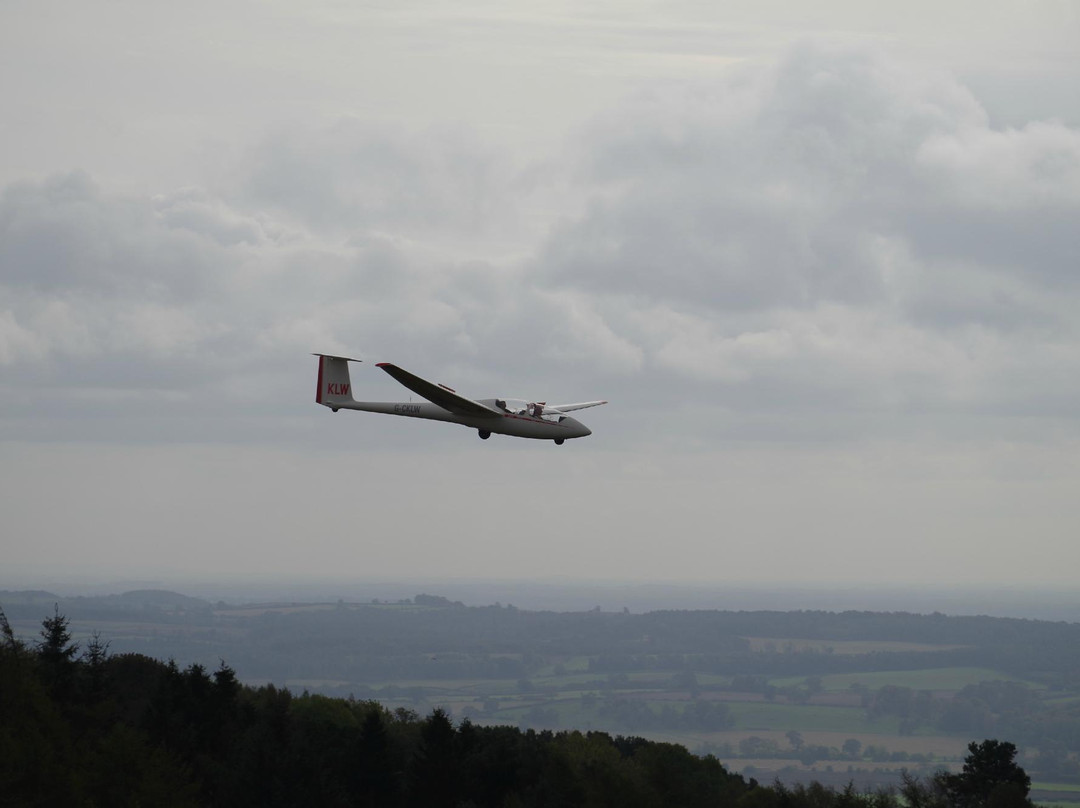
(327, 383, 350, 396)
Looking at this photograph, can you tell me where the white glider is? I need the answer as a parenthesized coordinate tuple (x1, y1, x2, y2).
(314, 354, 606, 444)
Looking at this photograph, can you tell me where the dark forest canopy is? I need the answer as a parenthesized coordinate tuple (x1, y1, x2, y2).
(0, 606, 1042, 807)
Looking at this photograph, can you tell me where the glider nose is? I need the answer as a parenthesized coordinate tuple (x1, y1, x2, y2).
(566, 417, 591, 438)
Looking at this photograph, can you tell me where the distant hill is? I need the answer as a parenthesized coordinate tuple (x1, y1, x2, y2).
(0, 589, 62, 602)
(0, 589, 211, 620)
(102, 589, 212, 610)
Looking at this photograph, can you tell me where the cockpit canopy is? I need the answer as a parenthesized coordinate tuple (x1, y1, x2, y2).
(492, 398, 565, 422)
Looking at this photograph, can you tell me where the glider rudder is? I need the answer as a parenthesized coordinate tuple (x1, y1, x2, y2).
(313, 354, 361, 408)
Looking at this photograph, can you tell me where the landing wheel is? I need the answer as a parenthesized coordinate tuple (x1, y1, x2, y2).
(478, 430, 491, 440)
(331, 407, 339, 413)
(554, 439, 565, 446)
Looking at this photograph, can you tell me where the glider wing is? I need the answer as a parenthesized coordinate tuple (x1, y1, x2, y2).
(376, 363, 501, 418)
(546, 400, 608, 413)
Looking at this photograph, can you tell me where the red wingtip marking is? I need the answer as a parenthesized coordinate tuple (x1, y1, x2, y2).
(375, 362, 390, 368)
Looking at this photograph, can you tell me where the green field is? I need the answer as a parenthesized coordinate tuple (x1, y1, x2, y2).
(727, 702, 899, 733)
(354, 664, 1049, 752)
(348, 663, 1027, 771)
(745, 638, 968, 655)
(772, 668, 1042, 692)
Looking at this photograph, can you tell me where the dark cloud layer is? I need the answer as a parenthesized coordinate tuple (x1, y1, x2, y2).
(536, 45, 1080, 418)
(2, 44, 1078, 449)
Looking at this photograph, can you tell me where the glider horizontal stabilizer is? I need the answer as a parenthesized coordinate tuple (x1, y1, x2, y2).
(311, 353, 363, 363)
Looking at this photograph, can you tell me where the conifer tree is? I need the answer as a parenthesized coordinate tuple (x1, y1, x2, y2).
(36, 604, 80, 700)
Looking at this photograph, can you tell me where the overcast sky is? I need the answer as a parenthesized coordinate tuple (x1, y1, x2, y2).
(2, 1, 1079, 594)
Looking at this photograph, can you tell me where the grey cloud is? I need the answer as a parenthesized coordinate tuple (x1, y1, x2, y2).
(528, 43, 1080, 425)
(153, 188, 268, 247)
(0, 166, 610, 445)
(237, 120, 513, 240)
(542, 44, 995, 311)
(4, 42, 1079, 449)
(0, 173, 227, 302)
(903, 121, 1080, 289)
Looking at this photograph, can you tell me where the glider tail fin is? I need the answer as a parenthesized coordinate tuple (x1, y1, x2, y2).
(314, 354, 360, 408)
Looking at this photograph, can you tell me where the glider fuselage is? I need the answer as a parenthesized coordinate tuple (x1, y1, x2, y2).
(333, 399, 592, 440)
